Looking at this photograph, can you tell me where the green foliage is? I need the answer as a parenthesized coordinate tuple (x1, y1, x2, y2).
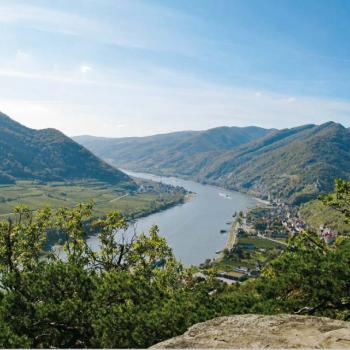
(255, 231, 350, 319)
(321, 178, 350, 225)
(300, 198, 350, 235)
(0, 204, 219, 348)
(211, 228, 350, 321)
(251, 179, 350, 319)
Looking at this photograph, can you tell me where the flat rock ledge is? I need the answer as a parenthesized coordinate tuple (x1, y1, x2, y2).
(151, 314, 350, 348)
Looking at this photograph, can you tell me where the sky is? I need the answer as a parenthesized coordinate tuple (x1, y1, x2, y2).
(0, 0, 350, 137)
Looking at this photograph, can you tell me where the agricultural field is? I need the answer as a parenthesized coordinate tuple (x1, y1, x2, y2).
(237, 236, 286, 250)
(0, 180, 187, 219)
(209, 234, 285, 272)
(299, 199, 350, 235)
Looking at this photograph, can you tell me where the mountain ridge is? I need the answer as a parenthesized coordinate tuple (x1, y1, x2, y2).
(0, 112, 135, 189)
(75, 121, 350, 204)
(73, 126, 273, 177)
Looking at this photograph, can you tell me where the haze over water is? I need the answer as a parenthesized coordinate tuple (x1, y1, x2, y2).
(88, 170, 257, 266)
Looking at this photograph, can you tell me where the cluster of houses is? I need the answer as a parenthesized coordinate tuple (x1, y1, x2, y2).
(267, 204, 339, 245)
(266, 203, 338, 244)
(281, 217, 306, 234)
(250, 202, 305, 237)
(319, 225, 338, 244)
(199, 200, 342, 286)
(215, 266, 255, 284)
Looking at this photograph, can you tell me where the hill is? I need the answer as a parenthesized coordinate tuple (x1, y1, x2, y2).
(201, 122, 350, 204)
(76, 122, 350, 204)
(0, 112, 135, 189)
(74, 126, 272, 177)
(299, 199, 350, 235)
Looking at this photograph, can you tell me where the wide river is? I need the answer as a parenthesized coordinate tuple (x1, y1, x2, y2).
(88, 170, 257, 266)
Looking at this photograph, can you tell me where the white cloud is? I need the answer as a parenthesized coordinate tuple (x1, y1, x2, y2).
(15, 50, 30, 61)
(0, 64, 349, 138)
(0, 69, 91, 85)
(80, 64, 92, 74)
(0, 2, 202, 55)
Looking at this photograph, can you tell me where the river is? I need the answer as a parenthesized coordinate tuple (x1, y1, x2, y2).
(87, 170, 257, 266)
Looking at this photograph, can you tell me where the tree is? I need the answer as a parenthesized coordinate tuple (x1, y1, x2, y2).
(0, 204, 219, 348)
(321, 178, 350, 224)
(251, 180, 350, 320)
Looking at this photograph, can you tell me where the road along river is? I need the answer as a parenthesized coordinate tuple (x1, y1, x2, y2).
(88, 170, 258, 266)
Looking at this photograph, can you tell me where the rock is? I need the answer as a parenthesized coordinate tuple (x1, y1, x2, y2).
(151, 314, 350, 348)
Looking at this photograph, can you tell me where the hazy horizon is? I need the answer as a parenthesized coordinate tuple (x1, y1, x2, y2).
(73, 120, 348, 138)
(1, 0, 350, 137)
(2, 110, 348, 139)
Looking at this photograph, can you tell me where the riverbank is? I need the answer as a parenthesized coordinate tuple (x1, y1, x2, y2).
(215, 217, 240, 260)
(207, 203, 289, 279)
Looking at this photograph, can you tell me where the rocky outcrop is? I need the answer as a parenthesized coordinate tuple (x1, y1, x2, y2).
(152, 314, 350, 348)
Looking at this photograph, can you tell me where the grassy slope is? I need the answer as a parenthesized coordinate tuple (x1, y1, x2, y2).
(299, 199, 350, 235)
(210, 233, 285, 272)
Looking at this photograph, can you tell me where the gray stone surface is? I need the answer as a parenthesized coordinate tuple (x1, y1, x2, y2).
(152, 314, 350, 348)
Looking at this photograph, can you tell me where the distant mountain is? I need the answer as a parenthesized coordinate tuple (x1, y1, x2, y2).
(75, 122, 350, 204)
(199, 122, 350, 204)
(0, 112, 135, 189)
(74, 126, 272, 177)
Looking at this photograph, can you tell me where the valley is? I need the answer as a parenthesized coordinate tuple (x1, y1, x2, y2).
(75, 122, 350, 205)
(2, 2, 350, 347)
(0, 114, 348, 347)
(1, 112, 348, 266)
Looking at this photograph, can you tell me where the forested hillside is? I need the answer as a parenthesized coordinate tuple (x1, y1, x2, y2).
(76, 122, 350, 203)
(202, 122, 350, 204)
(74, 126, 271, 176)
(0, 113, 135, 189)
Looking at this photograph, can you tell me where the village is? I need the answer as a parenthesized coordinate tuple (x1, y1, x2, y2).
(200, 199, 339, 284)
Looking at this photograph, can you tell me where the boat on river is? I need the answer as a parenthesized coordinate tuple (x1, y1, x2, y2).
(219, 192, 231, 199)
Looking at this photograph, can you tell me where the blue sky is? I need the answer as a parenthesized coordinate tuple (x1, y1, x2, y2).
(0, 0, 350, 136)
